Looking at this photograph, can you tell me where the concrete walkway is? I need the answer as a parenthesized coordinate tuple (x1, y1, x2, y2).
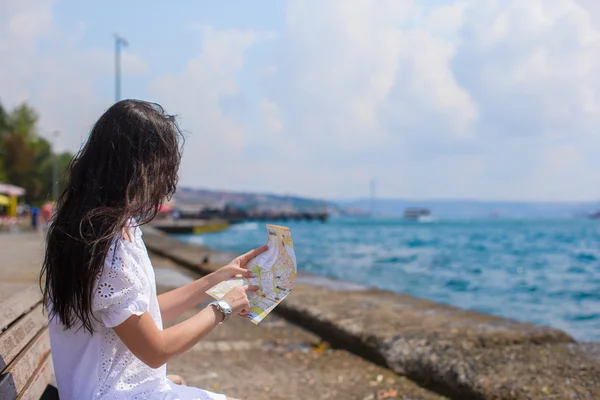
(0, 232, 446, 400)
(0, 231, 46, 284)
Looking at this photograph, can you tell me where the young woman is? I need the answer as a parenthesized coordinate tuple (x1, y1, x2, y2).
(41, 100, 265, 400)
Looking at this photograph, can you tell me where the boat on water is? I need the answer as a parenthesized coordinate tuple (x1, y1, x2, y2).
(403, 208, 433, 222)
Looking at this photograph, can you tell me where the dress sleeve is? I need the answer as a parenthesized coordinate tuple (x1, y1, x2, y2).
(92, 240, 150, 328)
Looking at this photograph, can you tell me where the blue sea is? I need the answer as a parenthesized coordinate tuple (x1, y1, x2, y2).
(175, 217, 600, 341)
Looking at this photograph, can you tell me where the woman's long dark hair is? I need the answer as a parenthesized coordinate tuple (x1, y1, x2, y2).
(41, 100, 183, 333)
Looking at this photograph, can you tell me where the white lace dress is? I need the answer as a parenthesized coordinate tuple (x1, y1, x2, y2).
(48, 225, 226, 400)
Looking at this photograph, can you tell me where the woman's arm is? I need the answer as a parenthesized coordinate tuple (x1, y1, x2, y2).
(157, 245, 267, 322)
(114, 284, 257, 368)
(157, 272, 222, 322)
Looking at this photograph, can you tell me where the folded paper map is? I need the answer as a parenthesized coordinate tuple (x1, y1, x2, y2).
(206, 224, 297, 324)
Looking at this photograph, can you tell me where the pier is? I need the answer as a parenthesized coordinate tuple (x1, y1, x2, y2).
(172, 205, 329, 224)
(149, 219, 229, 235)
(150, 207, 328, 235)
(244, 210, 328, 223)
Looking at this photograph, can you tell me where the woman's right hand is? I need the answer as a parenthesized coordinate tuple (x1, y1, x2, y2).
(222, 285, 259, 315)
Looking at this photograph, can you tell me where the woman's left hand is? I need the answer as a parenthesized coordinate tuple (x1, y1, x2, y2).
(214, 245, 268, 281)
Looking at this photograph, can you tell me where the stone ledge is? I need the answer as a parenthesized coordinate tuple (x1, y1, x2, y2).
(382, 342, 600, 399)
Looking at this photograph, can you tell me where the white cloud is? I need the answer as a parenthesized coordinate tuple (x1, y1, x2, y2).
(0, 0, 149, 152)
(262, 0, 480, 180)
(4, 0, 600, 200)
(148, 27, 271, 189)
(528, 144, 593, 199)
(454, 0, 600, 141)
(6, 1, 52, 42)
(256, 0, 600, 200)
(259, 99, 282, 134)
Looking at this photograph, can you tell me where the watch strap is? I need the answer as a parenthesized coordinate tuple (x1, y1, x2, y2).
(209, 300, 232, 323)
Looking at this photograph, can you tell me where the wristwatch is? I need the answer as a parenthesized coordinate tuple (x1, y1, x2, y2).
(209, 300, 233, 323)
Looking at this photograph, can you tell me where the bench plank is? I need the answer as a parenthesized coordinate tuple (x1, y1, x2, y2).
(0, 304, 46, 374)
(0, 328, 51, 399)
(0, 284, 42, 333)
(16, 354, 54, 400)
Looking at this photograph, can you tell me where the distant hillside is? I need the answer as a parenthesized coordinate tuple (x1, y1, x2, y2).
(343, 199, 600, 218)
(175, 187, 361, 215)
(175, 188, 599, 219)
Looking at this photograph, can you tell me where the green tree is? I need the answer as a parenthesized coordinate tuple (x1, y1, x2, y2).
(0, 101, 73, 204)
(0, 103, 10, 181)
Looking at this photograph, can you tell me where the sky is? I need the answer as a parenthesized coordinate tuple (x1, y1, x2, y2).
(2, 0, 600, 201)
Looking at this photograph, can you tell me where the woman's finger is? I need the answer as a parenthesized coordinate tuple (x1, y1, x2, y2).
(239, 268, 257, 278)
(239, 245, 268, 266)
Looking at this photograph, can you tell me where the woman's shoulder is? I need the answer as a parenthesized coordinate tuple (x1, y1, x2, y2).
(99, 220, 150, 284)
(128, 218, 143, 238)
(102, 234, 142, 276)
(106, 235, 132, 262)
(109, 221, 143, 254)
(96, 233, 150, 299)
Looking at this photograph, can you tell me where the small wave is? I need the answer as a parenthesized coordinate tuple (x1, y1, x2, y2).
(573, 291, 600, 301)
(574, 252, 598, 262)
(444, 278, 470, 292)
(230, 222, 259, 231)
(184, 236, 205, 245)
(468, 266, 483, 275)
(568, 312, 600, 322)
(525, 285, 539, 293)
(376, 255, 418, 264)
(516, 281, 539, 293)
(567, 265, 587, 274)
(466, 243, 488, 252)
(406, 239, 431, 248)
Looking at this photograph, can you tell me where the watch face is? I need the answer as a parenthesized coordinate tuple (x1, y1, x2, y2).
(218, 300, 232, 314)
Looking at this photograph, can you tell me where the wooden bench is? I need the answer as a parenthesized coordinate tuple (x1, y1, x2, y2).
(0, 283, 58, 399)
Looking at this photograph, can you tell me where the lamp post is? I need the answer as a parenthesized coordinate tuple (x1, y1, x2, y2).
(114, 34, 128, 103)
(52, 130, 60, 201)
